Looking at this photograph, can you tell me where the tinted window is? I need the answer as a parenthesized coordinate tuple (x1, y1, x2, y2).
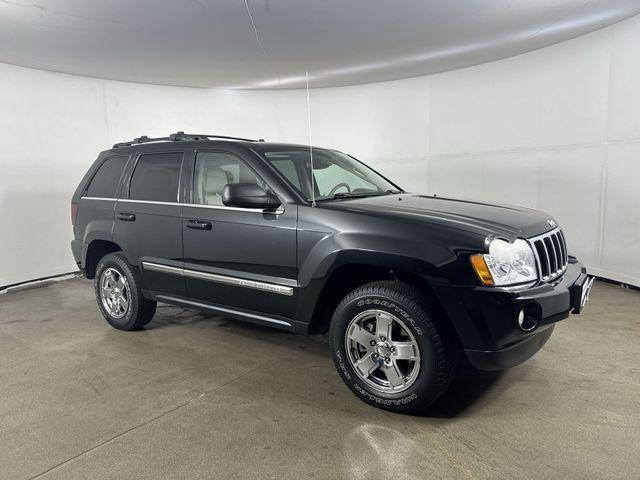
(85, 156, 128, 198)
(194, 152, 264, 206)
(129, 152, 183, 202)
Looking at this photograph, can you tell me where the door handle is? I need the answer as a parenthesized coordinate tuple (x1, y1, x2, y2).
(117, 212, 136, 221)
(186, 219, 212, 230)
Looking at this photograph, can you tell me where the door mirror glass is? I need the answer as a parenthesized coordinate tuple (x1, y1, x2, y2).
(222, 183, 281, 210)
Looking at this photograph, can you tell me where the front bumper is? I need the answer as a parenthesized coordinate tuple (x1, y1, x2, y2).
(433, 260, 593, 370)
(464, 325, 555, 370)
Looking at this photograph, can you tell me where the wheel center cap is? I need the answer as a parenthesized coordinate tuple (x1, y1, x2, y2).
(375, 342, 391, 357)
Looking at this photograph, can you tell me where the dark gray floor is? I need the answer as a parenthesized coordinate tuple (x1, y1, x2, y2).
(0, 278, 638, 479)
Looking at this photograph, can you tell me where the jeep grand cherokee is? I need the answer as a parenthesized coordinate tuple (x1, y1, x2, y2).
(71, 132, 594, 413)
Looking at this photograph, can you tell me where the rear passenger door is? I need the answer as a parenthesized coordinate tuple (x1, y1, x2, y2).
(182, 150, 298, 319)
(113, 151, 186, 296)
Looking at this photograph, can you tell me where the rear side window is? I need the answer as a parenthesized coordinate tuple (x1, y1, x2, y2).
(85, 156, 128, 198)
(129, 152, 183, 202)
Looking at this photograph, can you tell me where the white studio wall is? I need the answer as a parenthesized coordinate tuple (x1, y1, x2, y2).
(1, 14, 639, 288)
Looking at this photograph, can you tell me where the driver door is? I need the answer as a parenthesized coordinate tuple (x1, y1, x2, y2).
(181, 150, 298, 318)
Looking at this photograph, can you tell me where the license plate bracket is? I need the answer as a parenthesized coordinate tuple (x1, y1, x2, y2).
(571, 274, 595, 314)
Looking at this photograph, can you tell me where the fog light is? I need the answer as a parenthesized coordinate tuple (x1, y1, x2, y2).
(517, 302, 541, 331)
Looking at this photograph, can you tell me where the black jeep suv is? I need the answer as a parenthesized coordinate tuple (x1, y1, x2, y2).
(71, 132, 594, 413)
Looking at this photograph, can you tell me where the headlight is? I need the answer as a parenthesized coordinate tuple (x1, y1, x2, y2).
(471, 238, 537, 286)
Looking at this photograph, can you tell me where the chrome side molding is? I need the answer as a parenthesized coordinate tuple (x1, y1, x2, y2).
(143, 262, 182, 275)
(142, 261, 294, 296)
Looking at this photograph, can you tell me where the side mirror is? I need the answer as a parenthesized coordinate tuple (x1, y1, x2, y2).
(222, 183, 281, 210)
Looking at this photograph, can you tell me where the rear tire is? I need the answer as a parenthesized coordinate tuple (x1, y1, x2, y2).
(94, 252, 156, 331)
(329, 281, 456, 414)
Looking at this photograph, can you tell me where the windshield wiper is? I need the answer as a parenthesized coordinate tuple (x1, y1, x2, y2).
(331, 191, 387, 200)
(312, 190, 402, 203)
(333, 189, 402, 199)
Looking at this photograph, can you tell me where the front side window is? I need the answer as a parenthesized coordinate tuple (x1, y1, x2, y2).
(193, 151, 265, 206)
(85, 156, 128, 198)
(256, 147, 400, 202)
(129, 152, 183, 202)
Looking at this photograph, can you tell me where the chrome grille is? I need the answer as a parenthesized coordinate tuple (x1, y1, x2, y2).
(529, 228, 568, 282)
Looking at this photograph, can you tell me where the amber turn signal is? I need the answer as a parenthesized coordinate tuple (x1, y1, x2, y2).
(470, 254, 494, 286)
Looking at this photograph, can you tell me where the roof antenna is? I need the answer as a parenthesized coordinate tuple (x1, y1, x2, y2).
(305, 71, 316, 207)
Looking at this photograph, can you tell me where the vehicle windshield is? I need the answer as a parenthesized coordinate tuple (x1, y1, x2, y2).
(255, 146, 401, 202)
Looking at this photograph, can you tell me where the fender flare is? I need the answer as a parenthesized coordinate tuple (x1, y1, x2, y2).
(295, 249, 447, 326)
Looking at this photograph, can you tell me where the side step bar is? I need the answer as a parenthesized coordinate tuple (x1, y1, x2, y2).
(154, 294, 296, 332)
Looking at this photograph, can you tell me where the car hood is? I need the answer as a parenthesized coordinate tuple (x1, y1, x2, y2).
(320, 194, 557, 239)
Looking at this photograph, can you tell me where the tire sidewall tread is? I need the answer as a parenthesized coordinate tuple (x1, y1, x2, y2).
(330, 280, 456, 414)
(94, 252, 156, 330)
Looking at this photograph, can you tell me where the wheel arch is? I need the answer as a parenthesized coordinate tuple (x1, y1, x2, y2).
(84, 239, 123, 279)
(304, 259, 457, 344)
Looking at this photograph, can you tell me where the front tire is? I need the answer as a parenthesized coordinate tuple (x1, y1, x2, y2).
(330, 281, 456, 414)
(94, 252, 156, 331)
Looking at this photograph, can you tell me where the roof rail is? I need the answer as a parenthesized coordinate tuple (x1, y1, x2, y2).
(112, 131, 264, 148)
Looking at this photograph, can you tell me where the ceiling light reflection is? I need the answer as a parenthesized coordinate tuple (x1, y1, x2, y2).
(238, 7, 630, 90)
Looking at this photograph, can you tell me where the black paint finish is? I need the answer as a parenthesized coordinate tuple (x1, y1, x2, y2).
(71, 138, 587, 370)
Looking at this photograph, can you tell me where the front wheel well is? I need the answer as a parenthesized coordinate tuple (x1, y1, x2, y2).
(307, 264, 454, 339)
(85, 240, 122, 279)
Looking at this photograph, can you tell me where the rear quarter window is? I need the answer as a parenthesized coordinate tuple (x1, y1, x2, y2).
(84, 156, 128, 198)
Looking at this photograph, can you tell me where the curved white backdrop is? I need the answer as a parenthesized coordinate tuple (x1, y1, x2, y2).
(1, 15, 639, 287)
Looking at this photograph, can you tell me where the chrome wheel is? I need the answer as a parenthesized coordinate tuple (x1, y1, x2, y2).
(100, 267, 130, 319)
(344, 309, 421, 394)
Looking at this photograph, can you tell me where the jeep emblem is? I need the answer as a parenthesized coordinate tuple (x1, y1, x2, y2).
(547, 219, 557, 227)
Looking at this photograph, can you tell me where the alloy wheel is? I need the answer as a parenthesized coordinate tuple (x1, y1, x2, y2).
(100, 267, 130, 319)
(344, 309, 421, 393)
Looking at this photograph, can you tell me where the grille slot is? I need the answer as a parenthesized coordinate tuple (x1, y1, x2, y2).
(530, 228, 568, 282)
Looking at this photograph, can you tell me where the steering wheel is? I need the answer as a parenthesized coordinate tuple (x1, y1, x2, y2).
(329, 183, 351, 196)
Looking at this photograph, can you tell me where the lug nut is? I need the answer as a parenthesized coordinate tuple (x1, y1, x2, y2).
(380, 336, 386, 342)
(372, 353, 378, 359)
(390, 346, 395, 353)
(370, 340, 376, 346)
(385, 357, 391, 363)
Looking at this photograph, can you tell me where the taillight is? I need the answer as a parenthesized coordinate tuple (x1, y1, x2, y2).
(71, 202, 79, 226)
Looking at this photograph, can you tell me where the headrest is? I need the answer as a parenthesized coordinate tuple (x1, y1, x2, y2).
(204, 167, 231, 196)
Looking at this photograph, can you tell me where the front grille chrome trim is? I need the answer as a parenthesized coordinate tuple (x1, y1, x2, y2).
(528, 227, 568, 282)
